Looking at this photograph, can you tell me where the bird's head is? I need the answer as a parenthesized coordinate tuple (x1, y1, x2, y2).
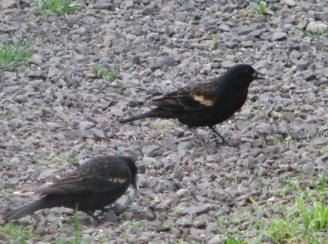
(124, 156, 138, 189)
(226, 64, 263, 88)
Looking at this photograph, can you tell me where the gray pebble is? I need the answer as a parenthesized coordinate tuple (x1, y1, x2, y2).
(272, 32, 287, 41)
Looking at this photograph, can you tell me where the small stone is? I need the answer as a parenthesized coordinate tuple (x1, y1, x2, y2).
(79, 121, 94, 130)
(121, 0, 134, 9)
(296, 61, 308, 71)
(206, 222, 219, 234)
(281, 0, 296, 7)
(221, 61, 235, 68)
(159, 56, 176, 68)
(302, 164, 316, 175)
(103, 210, 119, 222)
(306, 21, 328, 33)
(304, 72, 316, 81)
(89, 128, 106, 139)
(153, 69, 163, 77)
(176, 188, 189, 197)
(176, 216, 192, 227)
(93, 0, 113, 9)
(15, 95, 28, 103)
(255, 123, 274, 136)
(272, 32, 287, 41)
(193, 214, 208, 229)
(182, 204, 212, 215)
(1, 0, 16, 8)
(28, 54, 43, 65)
(142, 144, 163, 157)
(207, 234, 226, 244)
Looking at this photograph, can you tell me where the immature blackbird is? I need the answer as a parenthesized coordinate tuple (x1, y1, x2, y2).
(120, 64, 261, 143)
(2, 155, 137, 223)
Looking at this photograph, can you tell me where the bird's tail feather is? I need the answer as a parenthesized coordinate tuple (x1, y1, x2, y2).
(2, 198, 53, 223)
(120, 110, 158, 123)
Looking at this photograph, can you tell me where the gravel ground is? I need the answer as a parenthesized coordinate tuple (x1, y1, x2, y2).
(1, 0, 328, 243)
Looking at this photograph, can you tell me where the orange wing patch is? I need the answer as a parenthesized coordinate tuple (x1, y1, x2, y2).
(192, 94, 216, 106)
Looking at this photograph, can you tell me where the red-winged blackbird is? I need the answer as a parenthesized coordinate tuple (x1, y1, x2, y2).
(2, 155, 137, 223)
(120, 64, 261, 143)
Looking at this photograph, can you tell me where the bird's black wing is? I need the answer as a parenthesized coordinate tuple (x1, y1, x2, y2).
(37, 162, 131, 195)
(153, 80, 220, 111)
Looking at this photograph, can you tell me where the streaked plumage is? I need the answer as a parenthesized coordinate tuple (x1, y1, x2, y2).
(2, 155, 137, 223)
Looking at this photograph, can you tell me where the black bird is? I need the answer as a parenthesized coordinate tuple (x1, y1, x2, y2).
(2, 155, 137, 224)
(120, 64, 261, 143)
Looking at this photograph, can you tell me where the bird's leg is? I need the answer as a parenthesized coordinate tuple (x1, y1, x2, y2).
(209, 126, 227, 144)
(189, 127, 206, 145)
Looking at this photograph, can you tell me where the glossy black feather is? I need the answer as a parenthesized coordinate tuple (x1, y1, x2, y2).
(120, 64, 259, 128)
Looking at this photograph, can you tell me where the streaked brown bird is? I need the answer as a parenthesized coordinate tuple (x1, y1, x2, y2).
(120, 64, 262, 144)
(2, 155, 137, 224)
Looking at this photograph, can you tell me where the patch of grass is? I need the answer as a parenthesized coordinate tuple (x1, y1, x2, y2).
(153, 121, 173, 130)
(1, 222, 33, 243)
(267, 218, 300, 243)
(212, 31, 221, 45)
(0, 187, 13, 196)
(36, 0, 81, 15)
(298, 198, 328, 231)
(123, 220, 145, 228)
(95, 66, 117, 83)
(215, 176, 328, 242)
(173, 206, 184, 213)
(271, 135, 293, 148)
(163, 220, 176, 229)
(295, 27, 328, 39)
(266, 197, 328, 243)
(122, 231, 129, 240)
(279, 178, 302, 197)
(71, 212, 90, 244)
(226, 236, 246, 244)
(320, 145, 328, 155)
(0, 40, 33, 69)
(250, 102, 265, 118)
(51, 155, 79, 165)
(28, 155, 79, 165)
(248, 1, 269, 17)
(293, 106, 305, 117)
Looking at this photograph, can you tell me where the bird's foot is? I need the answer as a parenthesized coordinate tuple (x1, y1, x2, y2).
(189, 128, 207, 145)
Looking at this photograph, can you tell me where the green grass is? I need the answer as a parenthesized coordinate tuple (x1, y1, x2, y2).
(295, 27, 328, 39)
(218, 175, 328, 243)
(95, 66, 117, 83)
(212, 32, 221, 45)
(123, 220, 146, 228)
(250, 102, 265, 118)
(55, 212, 91, 244)
(36, 0, 81, 15)
(153, 121, 174, 130)
(0, 223, 33, 243)
(173, 206, 184, 213)
(248, 1, 269, 17)
(226, 236, 246, 244)
(320, 145, 328, 155)
(271, 135, 293, 148)
(163, 220, 176, 229)
(0, 40, 33, 69)
(266, 197, 328, 243)
(28, 154, 79, 165)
